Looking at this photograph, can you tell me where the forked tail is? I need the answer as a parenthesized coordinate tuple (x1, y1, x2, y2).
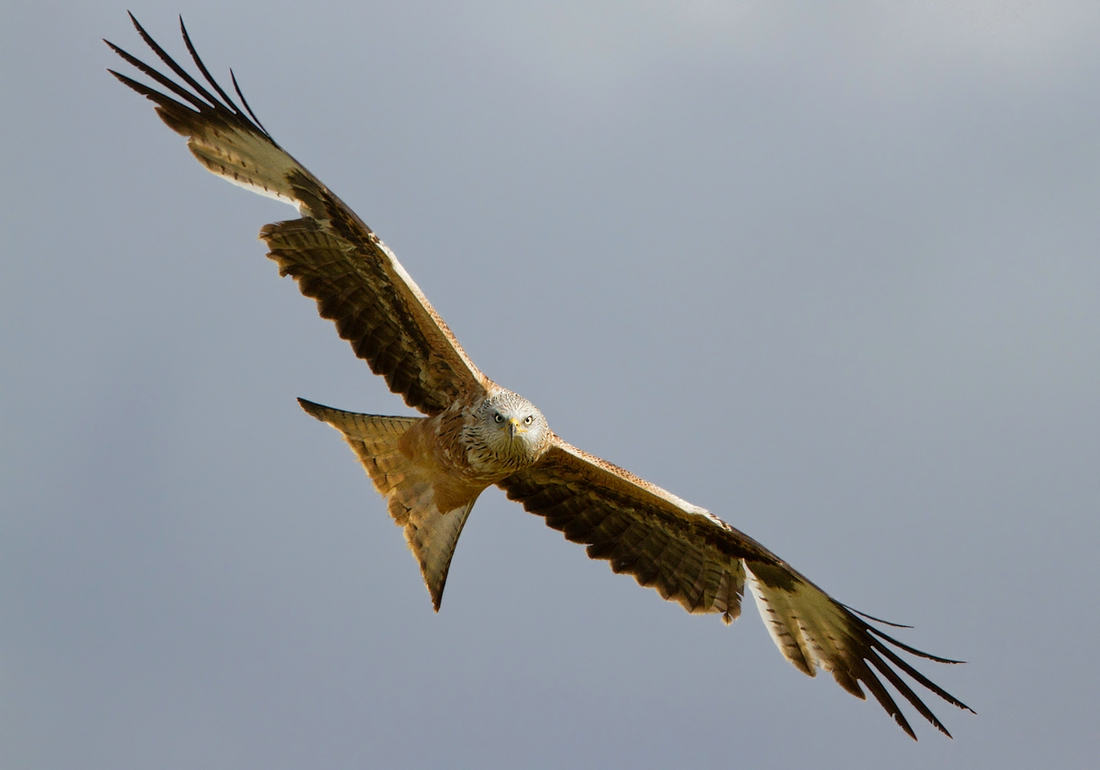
(298, 398, 478, 610)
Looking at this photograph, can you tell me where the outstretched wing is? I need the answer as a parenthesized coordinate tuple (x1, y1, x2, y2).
(497, 441, 974, 740)
(106, 14, 489, 415)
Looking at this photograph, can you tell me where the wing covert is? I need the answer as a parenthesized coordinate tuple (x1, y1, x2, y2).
(498, 442, 778, 621)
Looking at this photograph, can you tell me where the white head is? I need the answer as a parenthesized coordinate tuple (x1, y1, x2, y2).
(466, 388, 551, 472)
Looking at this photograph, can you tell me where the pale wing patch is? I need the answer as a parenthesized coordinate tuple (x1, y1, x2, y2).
(745, 562, 854, 679)
(185, 123, 303, 208)
(747, 565, 816, 676)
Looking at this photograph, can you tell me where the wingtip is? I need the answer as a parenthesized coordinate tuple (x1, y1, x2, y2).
(177, 15, 190, 45)
(127, 10, 146, 36)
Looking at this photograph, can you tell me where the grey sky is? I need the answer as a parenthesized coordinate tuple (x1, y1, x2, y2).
(3, 1, 1099, 767)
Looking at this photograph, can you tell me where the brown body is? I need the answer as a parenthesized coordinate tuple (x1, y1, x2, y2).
(299, 385, 553, 609)
(398, 404, 486, 512)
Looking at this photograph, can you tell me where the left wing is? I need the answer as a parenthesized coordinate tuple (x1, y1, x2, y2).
(497, 441, 973, 739)
(106, 14, 491, 415)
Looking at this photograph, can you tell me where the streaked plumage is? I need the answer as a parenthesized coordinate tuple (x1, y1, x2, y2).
(106, 13, 973, 739)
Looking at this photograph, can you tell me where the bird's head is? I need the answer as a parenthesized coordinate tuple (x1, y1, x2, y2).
(471, 388, 551, 468)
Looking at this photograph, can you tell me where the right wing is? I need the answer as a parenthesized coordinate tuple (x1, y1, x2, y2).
(498, 440, 973, 740)
(106, 14, 490, 415)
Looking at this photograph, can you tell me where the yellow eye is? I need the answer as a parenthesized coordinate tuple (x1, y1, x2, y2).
(494, 413, 504, 423)
(524, 415, 534, 425)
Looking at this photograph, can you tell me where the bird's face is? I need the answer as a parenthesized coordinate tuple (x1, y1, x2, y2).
(474, 389, 551, 466)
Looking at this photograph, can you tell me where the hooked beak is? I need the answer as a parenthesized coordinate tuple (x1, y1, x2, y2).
(508, 417, 524, 439)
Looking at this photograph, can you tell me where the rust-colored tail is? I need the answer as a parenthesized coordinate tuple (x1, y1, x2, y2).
(298, 398, 478, 610)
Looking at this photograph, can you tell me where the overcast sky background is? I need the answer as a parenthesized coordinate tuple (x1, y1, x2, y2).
(3, 1, 1100, 767)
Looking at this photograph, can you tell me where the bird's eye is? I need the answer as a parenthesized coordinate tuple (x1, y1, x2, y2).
(524, 415, 534, 425)
(494, 413, 504, 423)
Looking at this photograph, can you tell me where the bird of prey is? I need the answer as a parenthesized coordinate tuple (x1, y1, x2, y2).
(106, 14, 972, 740)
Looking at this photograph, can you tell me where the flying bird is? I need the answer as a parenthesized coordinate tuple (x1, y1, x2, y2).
(106, 14, 973, 740)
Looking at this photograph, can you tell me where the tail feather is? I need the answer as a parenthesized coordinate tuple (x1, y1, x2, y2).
(298, 397, 478, 609)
